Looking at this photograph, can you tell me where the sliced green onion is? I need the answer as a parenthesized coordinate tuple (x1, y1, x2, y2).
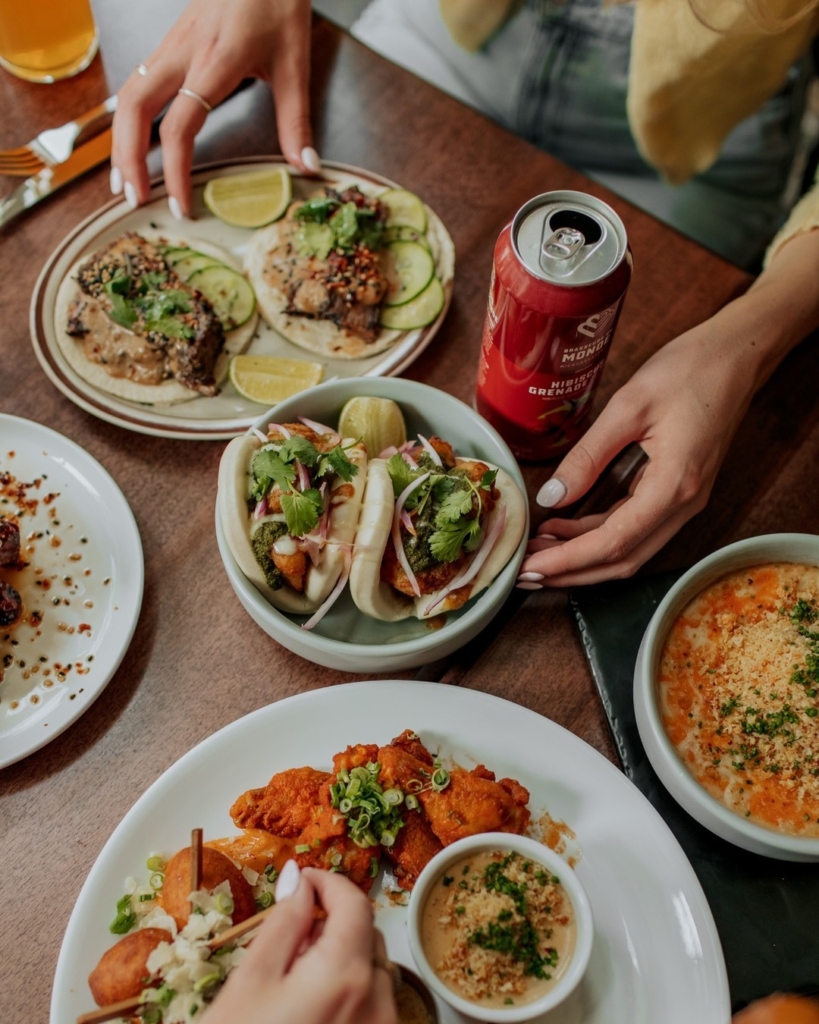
(431, 767, 450, 791)
(369, 856, 379, 878)
(149, 872, 165, 890)
(295, 844, 311, 854)
(383, 788, 404, 806)
(140, 1008, 162, 1024)
(330, 852, 343, 867)
(193, 972, 222, 994)
(215, 892, 234, 915)
(380, 831, 396, 848)
(264, 865, 278, 881)
(138, 893, 156, 903)
(146, 855, 166, 873)
(405, 794, 419, 811)
(110, 894, 137, 935)
(406, 778, 424, 792)
(256, 891, 273, 909)
(339, 798, 353, 814)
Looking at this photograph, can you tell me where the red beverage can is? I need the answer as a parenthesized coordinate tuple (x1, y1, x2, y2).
(476, 190, 632, 461)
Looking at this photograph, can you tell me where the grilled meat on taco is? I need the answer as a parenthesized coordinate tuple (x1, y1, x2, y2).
(55, 233, 257, 404)
(349, 436, 526, 621)
(218, 421, 367, 621)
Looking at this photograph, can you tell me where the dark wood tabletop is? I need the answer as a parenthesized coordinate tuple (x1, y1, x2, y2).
(2, 5, 818, 1022)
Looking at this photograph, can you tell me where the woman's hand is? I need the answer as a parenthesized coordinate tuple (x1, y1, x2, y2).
(202, 862, 397, 1024)
(111, 0, 317, 217)
(518, 228, 819, 588)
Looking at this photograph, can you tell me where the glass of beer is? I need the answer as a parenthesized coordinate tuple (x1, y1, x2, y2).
(0, 0, 98, 83)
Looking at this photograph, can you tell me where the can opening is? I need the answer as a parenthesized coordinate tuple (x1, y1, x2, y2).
(548, 210, 602, 246)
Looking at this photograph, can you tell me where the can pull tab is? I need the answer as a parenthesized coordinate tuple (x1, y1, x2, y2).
(540, 224, 585, 272)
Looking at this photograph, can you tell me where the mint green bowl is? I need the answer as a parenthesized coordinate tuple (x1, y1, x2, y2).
(215, 377, 529, 672)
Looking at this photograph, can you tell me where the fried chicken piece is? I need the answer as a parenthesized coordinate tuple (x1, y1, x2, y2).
(333, 743, 379, 774)
(428, 436, 456, 469)
(389, 729, 435, 765)
(376, 741, 434, 793)
(418, 765, 531, 846)
(271, 549, 307, 591)
(230, 766, 330, 836)
(386, 808, 442, 890)
(293, 781, 379, 891)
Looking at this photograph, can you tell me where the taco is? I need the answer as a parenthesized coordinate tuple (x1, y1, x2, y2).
(244, 183, 454, 360)
(349, 436, 526, 621)
(55, 232, 257, 404)
(218, 421, 367, 620)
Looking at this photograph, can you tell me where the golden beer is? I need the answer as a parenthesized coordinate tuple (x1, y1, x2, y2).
(0, 0, 98, 82)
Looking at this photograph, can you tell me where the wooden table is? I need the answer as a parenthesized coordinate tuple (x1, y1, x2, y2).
(2, 6, 818, 1021)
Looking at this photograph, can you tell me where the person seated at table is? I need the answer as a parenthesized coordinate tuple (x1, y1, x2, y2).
(110, 0, 819, 592)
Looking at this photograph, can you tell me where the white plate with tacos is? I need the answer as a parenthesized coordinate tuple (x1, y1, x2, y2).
(31, 158, 455, 441)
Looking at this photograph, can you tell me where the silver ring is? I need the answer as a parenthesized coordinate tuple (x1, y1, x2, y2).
(177, 87, 213, 113)
(136, 63, 148, 77)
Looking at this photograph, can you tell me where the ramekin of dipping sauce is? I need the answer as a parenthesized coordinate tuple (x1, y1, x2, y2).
(407, 833, 593, 1022)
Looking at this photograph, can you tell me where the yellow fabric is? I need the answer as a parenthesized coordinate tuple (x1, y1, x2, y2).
(439, 0, 819, 261)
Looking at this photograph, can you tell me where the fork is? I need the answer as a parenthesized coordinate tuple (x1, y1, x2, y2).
(0, 94, 118, 177)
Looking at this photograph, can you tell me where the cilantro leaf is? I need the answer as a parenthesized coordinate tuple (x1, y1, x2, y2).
(329, 202, 359, 249)
(429, 518, 482, 563)
(278, 435, 320, 467)
(316, 444, 359, 483)
(480, 469, 498, 491)
(385, 453, 418, 498)
(295, 196, 340, 222)
(251, 449, 296, 501)
(435, 488, 474, 525)
(281, 488, 324, 537)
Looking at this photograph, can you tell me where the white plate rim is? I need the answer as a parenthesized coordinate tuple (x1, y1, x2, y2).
(30, 157, 454, 441)
(0, 414, 144, 768)
(50, 681, 730, 1023)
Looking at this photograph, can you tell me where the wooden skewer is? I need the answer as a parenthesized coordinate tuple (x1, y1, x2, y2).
(206, 903, 274, 950)
(76, 995, 142, 1024)
(190, 827, 203, 894)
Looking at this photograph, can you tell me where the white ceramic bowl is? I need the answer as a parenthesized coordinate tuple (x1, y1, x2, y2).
(407, 833, 594, 1022)
(215, 377, 529, 672)
(634, 532, 819, 861)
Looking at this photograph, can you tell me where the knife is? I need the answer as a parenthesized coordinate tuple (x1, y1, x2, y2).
(0, 127, 112, 230)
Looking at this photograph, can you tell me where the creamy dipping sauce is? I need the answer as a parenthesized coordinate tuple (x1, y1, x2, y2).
(421, 851, 576, 1009)
(659, 562, 819, 837)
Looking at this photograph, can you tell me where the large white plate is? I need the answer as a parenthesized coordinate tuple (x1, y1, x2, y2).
(31, 158, 454, 441)
(0, 415, 143, 768)
(52, 682, 729, 1023)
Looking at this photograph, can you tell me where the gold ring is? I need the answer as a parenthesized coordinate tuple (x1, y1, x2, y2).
(136, 63, 148, 77)
(177, 87, 213, 113)
(372, 955, 401, 989)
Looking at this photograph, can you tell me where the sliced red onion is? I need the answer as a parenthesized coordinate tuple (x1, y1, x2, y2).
(392, 472, 430, 598)
(319, 482, 330, 541)
(301, 552, 351, 631)
(417, 434, 442, 467)
(399, 440, 416, 452)
(400, 507, 416, 537)
(298, 416, 339, 444)
(253, 497, 268, 520)
(251, 428, 269, 444)
(268, 422, 291, 439)
(378, 445, 399, 459)
(295, 459, 310, 492)
(401, 451, 419, 470)
(426, 507, 507, 614)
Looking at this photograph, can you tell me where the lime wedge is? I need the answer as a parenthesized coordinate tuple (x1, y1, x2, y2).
(203, 168, 292, 229)
(338, 396, 407, 457)
(229, 355, 323, 405)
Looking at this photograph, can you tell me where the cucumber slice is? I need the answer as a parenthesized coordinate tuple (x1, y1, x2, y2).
(382, 240, 434, 307)
(379, 189, 428, 232)
(380, 276, 444, 330)
(172, 253, 223, 279)
(383, 225, 431, 252)
(163, 247, 198, 266)
(188, 265, 257, 330)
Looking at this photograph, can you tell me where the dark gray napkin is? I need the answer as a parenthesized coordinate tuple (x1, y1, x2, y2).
(570, 571, 819, 1012)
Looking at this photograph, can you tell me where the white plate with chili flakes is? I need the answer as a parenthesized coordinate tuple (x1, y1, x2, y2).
(0, 415, 143, 768)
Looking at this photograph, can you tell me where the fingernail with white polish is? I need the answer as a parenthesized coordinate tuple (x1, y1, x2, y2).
(274, 859, 301, 902)
(301, 146, 322, 173)
(537, 533, 558, 541)
(168, 195, 183, 221)
(536, 478, 567, 508)
(124, 181, 138, 210)
(518, 572, 544, 582)
(110, 167, 123, 195)
(517, 581, 544, 591)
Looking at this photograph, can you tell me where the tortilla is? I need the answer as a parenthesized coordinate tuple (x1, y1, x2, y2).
(349, 458, 526, 622)
(244, 188, 455, 360)
(54, 235, 258, 406)
(217, 433, 367, 614)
